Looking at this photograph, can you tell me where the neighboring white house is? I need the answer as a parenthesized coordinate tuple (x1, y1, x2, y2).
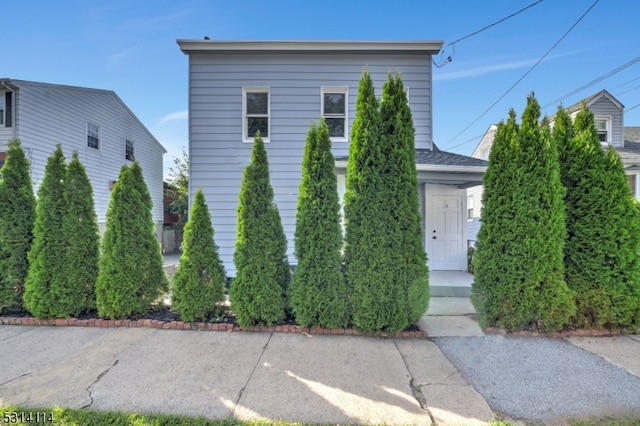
(0, 79, 167, 242)
(466, 89, 638, 243)
(177, 40, 487, 273)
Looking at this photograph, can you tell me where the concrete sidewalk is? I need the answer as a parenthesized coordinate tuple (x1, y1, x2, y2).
(0, 325, 493, 425)
(1, 298, 640, 425)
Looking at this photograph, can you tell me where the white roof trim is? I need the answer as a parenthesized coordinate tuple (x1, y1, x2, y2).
(177, 40, 443, 54)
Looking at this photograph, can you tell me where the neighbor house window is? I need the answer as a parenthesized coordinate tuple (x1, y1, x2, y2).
(322, 87, 347, 140)
(87, 122, 100, 149)
(0, 96, 4, 125)
(125, 139, 135, 161)
(627, 174, 637, 198)
(595, 116, 611, 144)
(243, 87, 269, 142)
(467, 196, 475, 220)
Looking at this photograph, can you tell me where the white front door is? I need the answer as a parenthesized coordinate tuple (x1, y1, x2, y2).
(425, 186, 466, 270)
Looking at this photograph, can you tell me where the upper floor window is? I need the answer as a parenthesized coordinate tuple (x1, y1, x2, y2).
(322, 87, 347, 140)
(595, 116, 612, 145)
(125, 139, 135, 161)
(243, 87, 269, 142)
(87, 122, 100, 149)
(0, 96, 4, 126)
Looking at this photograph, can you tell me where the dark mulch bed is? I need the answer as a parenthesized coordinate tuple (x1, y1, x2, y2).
(2, 305, 421, 332)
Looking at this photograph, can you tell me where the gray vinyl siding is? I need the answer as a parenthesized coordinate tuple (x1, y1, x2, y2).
(0, 81, 165, 228)
(188, 52, 434, 275)
(588, 96, 624, 147)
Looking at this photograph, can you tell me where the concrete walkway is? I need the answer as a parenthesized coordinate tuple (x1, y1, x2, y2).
(1, 296, 640, 425)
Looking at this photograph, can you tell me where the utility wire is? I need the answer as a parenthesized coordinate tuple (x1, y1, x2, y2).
(448, 0, 543, 46)
(443, 0, 600, 148)
(433, 0, 544, 68)
(543, 56, 640, 108)
(625, 103, 640, 114)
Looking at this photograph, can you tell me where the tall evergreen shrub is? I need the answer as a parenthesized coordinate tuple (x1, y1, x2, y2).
(343, 69, 406, 332)
(559, 103, 640, 328)
(289, 120, 349, 328)
(230, 133, 289, 326)
(24, 145, 68, 318)
(172, 188, 226, 322)
(96, 164, 168, 319)
(0, 140, 36, 313)
(59, 151, 100, 315)
(472, 94, 575, 332)
(379, 71, 430, 325)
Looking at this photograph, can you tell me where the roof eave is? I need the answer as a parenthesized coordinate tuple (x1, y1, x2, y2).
(177, 40, 443, 55)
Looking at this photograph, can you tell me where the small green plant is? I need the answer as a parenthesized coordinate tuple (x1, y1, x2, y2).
(96, 163, 168, 319)
(289, 120, 349, 328)
(230, 133, 290, 327)
(23, 145, 68, 318)
(172, 188, 226, 322)
(0, 140, 36, 314)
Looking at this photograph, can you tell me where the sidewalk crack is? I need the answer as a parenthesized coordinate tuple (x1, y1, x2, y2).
(393, 339, 436, 424)
(231, 333, 273, 417)
(82, 359, 119, 409)
(0, 372, 30, 388)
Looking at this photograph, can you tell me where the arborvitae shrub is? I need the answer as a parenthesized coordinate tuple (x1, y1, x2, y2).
(96, 163, 168, 319)
(230, 133, 289, 327)
(59, 151, 100, 316)
(559, 103, 640, 329)
(172, 188, 226, 322)
(24, 145, 68, 318)
(472, 94, 575, 332)
(0, 139, 36, 313)
(289, 120, 349, 328)
(380, 71, 430, 325)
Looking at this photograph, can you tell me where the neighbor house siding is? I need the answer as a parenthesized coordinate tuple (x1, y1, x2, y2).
(188, 52, 434, 274)
(587, 96, 624, 147)
(0, 81, 165, 230)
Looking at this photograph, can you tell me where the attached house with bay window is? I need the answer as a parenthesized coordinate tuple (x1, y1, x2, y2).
(178, 40, 487, 275)
(0, 79, 166, 242)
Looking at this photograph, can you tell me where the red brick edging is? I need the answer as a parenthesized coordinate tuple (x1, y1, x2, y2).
(0, 316, 427, 339)
(484, 326, 637, 337)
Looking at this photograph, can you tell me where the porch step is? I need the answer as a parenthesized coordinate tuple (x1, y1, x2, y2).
(430, 285, 471, 297)
(429, 270, 473, 298)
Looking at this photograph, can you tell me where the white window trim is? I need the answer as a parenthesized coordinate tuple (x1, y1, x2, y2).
(124, 139, 135, 161)
(87, 122, 100, 150)
(242, 87, 270, 143)
(321, 86, 348, 142)
(594, 115, 612, 146)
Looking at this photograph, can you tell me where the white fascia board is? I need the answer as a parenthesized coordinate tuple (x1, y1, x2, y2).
(177, 40, 443, 55)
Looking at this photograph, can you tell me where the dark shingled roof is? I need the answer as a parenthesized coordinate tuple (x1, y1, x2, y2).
(335, 144, 488, 167)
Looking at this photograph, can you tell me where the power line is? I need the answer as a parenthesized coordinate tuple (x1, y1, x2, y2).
(443, 0, 600, 148)
(626, 103, 640, 114)
(448, 0, 543, 46)
(543, 56, 640, 108)
(433, 0, 544, 68)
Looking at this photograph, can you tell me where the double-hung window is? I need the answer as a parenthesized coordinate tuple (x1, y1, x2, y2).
(243, 87, 269, 142)
(0, 96, 4, 125)
(125, 139, 135, 161)
(87, 122, 100, 149)
(595, 116, 612, 145)
(321, 87, 348, 141)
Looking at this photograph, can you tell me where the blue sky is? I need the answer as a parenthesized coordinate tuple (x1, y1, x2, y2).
(4, 0, 639, 178)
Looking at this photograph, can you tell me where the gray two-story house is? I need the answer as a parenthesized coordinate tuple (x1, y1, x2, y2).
(177, 40, 487, 274)
(0, 79, 166, 241)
